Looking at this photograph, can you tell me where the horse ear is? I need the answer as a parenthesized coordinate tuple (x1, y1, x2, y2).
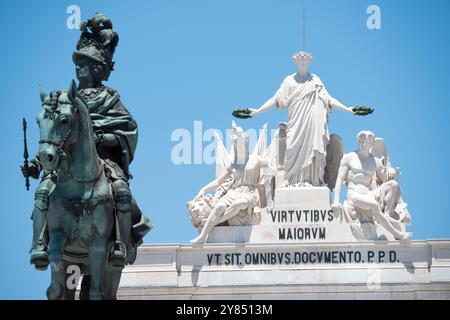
(38, 85, 47, 104)
(67, 79, 78, 103)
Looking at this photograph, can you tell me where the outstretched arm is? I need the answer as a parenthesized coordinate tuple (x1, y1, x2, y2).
(194, 169, 232, 200)
(329, 96, 354, 114)
(249, 96, 277, 116)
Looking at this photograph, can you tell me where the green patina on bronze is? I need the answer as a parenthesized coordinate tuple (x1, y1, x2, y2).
(22, 13, 153, 300)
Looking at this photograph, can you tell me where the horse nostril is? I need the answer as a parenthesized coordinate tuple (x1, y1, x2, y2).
(48, 154, 54, 162)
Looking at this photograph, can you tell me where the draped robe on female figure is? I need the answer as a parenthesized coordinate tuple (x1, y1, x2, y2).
(275, 73, 331, 186)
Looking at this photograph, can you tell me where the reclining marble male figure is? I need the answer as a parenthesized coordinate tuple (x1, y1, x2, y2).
(332, 131, 412, 240)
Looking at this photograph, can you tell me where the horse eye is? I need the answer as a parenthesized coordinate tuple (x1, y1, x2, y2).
(60, 117, 69, 125)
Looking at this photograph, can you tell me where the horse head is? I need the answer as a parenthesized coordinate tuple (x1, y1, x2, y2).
(37, 81, 87, 172)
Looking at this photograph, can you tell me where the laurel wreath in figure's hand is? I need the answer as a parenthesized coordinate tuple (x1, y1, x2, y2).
(352, 106, 374, 116)
(232, 108, 253, 119)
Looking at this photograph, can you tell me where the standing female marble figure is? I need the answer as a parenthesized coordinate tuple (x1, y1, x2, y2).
(190, 125, 274, 246)
(249, 51, 356, 186)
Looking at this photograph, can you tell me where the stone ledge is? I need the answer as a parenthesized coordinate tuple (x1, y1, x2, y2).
(117, 282, 450, 300)
(118, 240, 450, 299)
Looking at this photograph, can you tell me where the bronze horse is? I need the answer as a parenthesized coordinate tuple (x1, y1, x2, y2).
(37, 81, 125, 299)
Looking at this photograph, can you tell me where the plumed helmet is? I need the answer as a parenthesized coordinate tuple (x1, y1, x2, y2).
(72, 13, 119, 81)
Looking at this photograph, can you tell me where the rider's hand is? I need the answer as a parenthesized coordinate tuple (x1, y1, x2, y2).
(20, 160, 40, 179)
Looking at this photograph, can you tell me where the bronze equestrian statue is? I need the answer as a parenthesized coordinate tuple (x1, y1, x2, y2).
(21, 13, 152, 299)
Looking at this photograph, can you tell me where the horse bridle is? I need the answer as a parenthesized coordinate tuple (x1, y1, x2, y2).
(38, 91, 101, 184)
(38, 91, 77, 158)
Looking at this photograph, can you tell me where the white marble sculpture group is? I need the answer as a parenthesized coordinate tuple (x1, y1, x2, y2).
(187, 51, 412, 245)
(188, 123, 277, 244)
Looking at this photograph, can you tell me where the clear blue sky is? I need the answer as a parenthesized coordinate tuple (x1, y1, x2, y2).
(0, 0, 449, 299)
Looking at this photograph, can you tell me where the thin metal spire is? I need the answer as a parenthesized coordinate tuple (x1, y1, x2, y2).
(302, 8, 306, 50)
